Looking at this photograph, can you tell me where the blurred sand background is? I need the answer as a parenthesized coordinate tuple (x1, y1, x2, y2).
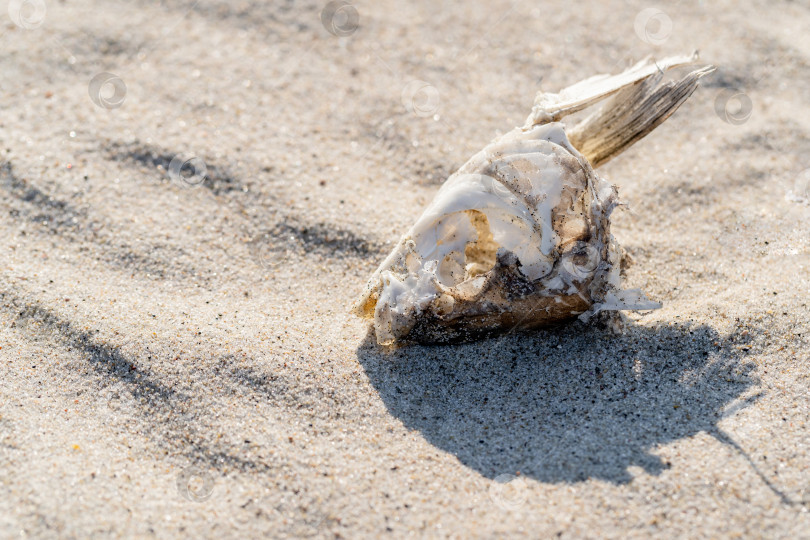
(1, 0, 809, 537)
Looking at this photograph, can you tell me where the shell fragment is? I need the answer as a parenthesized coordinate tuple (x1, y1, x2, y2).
(354, 54, 714, 344)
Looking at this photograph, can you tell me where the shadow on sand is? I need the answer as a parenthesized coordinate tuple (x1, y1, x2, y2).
(357, 321, 759, 484)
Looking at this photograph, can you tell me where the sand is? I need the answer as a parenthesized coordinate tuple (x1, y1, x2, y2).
(1, 0, 809, 537)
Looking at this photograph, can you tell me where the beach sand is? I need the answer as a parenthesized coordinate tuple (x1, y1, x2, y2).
(1, 0, 809, 537)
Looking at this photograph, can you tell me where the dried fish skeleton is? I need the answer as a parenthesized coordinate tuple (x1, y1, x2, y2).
(355, 54, 714, 345)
